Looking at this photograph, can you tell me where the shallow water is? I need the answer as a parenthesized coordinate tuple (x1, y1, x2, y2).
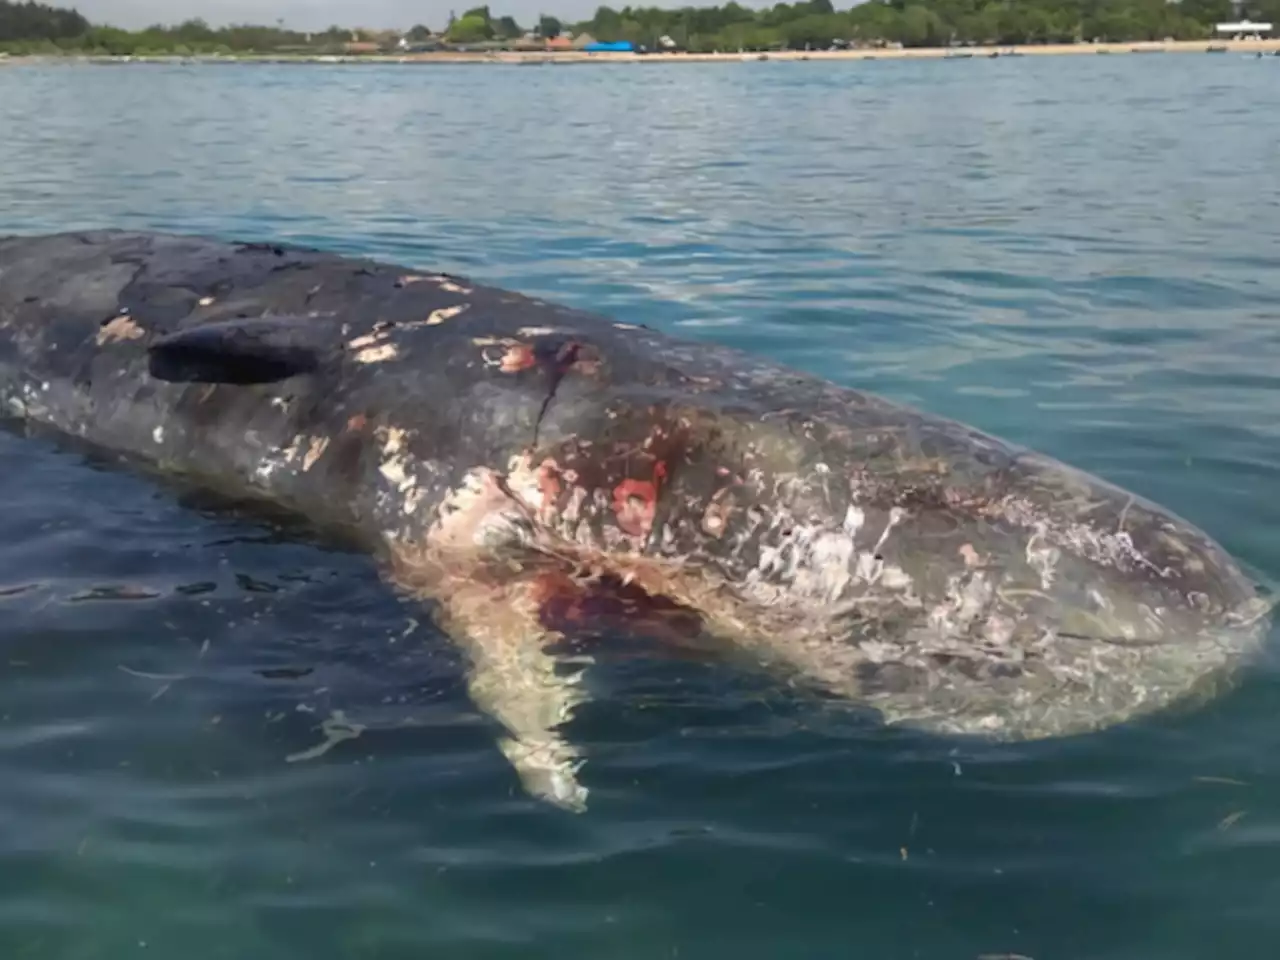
(1, 54, 1279, 959)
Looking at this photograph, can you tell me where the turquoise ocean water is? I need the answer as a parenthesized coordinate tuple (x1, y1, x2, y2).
(1, 54, 1279, 959)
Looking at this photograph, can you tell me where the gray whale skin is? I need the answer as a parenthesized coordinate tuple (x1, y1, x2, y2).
(0, 229, 1270, 811)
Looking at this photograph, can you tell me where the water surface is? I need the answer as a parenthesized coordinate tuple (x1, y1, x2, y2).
(1, 55, 1279, 959)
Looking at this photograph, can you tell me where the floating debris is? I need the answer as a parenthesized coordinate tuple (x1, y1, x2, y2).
(175, 581, 218, 596)
(255, 666, 314, 680)
(70, 584, 162, 602)
(1217, 810, 1247, 831)
(285, 709, 366, 763)
(117, 664, 187, 682)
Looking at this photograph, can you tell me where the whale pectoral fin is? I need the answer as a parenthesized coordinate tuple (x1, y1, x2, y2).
(464, 628, 593, 813)
(427, 566, 594, 813)
(147, 316, 332, 384)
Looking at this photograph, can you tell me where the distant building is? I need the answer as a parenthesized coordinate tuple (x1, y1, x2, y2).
(1214, 19, 1274, 39)
(512, 33, 547, 50)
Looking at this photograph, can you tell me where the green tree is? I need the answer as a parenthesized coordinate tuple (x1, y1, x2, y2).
(448, 13, 492, 41)
(898, 4, 946, 45)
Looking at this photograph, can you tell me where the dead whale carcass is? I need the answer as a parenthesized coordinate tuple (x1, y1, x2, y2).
(0, 228, 1270, 811)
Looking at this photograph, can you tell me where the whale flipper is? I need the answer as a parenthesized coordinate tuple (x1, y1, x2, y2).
(467, 630, 593, 813)
(423, 564, 595, 813)
(147, 315, 335, 384)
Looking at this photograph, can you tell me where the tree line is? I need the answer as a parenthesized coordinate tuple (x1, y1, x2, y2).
(2, 0, 1277, 56)
(578, 0, 1277, 51)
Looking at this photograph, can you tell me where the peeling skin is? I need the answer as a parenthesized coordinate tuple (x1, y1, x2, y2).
(0, 228, 1270, 813)
(354, 343, 398, 364)
(426, 304, 468, 326)
(96, 314, 145, 345)
(302, 436, 329, 471)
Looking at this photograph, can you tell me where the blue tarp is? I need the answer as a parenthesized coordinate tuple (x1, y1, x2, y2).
(583, 41, 634, 52)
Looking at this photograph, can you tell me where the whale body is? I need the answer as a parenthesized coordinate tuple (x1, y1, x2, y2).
(0, 229, 1270, 810)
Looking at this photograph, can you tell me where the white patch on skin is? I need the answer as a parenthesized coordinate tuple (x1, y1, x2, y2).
(871, 507, 905, 555)
(383, 427, 406, 455)
(995, 494, 1174, 578)
(1025, 521, 1061, 589)
(745, 491, 917, 610)
(1089, 588, 1114, 614)
(517, 326, 561, 337)
(380, 457, 411, 490)
(504, 453, 546, 511)
(302, 436, 329, 471)
(376, 427, 435, 526)
(843, 505, 866, 537)
(472, 336, 520, 347)
(255, 435, 303, 483)
(378, 427, 414, 492)
(355, 343, 398, 364)
(152, 426, 164, 443)
(613, 323, 640, 330)
(425, 304, 469, 326)
(425, 467, 528, 551)
(404, 488, 426, 514)
(558, 486, 588, 538)
(197, 296, 215, 306)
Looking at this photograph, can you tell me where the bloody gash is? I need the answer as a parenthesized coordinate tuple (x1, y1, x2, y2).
(0, 230, 1270, 811)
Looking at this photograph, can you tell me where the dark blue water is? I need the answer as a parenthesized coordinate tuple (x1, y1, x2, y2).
(2, 55, 1280, 959)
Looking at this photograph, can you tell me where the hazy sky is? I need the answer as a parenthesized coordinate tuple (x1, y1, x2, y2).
(68, 0, 723, 32)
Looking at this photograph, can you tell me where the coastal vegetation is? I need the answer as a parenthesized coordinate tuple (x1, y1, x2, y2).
(574, 0, 1275, 50)
(1, 0, 1276, 56)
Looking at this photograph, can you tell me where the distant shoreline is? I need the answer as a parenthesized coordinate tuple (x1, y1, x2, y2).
(4, 38, 1280, 66)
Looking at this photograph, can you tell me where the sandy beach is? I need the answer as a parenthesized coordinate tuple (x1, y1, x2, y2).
(3, 37, 1279, 66)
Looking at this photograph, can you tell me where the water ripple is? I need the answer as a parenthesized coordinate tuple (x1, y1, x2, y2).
(0, 54, 1278, 960)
